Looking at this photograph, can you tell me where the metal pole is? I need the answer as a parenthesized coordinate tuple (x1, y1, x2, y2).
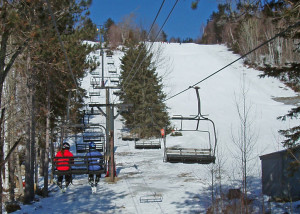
(109, 130, 115, 181)
(105, 88, 110, 165)
(99, 26, 105, 88)
(110, 105, 115, 180)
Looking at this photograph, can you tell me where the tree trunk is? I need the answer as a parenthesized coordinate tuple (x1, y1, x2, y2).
(8, 152, 15, 201)
(24, 57, 35, 203)
(34, 147, 38, 192)
(0, 104, 5, 214)
(39, 147, 45, 177)
(43, 80, 51, 196)
(16, 154, 24, 196)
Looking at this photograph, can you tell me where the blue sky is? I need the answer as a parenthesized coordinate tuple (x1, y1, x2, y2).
(88, 0, 219, 40)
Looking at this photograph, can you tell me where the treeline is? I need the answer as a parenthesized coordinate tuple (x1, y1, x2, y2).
(197, 0, 300, 148)
(101, 14, 196, 48)
(200, 1, 299, 73)
(0, 0, 98, 211)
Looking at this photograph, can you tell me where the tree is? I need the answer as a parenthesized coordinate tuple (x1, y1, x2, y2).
(0, 1, 35, 210)
(119, 43, 170, 138)
(259, 1, 300, 148)
(0, 0, 97, 208)
(161, 31, 168, 42)
(104, 18, 115, 42)
(231, 74, 258, 213)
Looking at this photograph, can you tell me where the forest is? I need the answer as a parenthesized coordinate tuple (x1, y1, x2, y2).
(0, 0, 299, 213)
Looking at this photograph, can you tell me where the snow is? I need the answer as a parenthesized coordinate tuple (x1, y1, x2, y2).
(11, 42, 299, 213)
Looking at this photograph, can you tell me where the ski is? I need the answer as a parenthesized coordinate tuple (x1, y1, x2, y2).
(91, 186, 97, 193)
(53, 180, 67, 193)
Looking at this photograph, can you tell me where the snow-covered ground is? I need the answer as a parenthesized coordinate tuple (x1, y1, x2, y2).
(12, 42, 299, 213)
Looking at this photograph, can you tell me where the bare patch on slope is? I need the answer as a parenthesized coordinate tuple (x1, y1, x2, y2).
(272, 95, 300, 106)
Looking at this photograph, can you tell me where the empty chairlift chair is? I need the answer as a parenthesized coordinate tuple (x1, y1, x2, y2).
(108, 65, 117, 74)
(89, 87, 101, 97)
(91, 69, 100, 76)
(135, 126, 162, 149)
(135, 138, 162, 149)
(90, 77, 100, 87)
(75, 123, 106, 153)
(164, 87, 217, 164)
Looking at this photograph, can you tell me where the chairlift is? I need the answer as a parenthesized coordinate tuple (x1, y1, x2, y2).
(90, 76, 100, 86)
(89, 87, 101, 97)
(83, 108, 101, 115)
(108, 66, 117, 74)
(75, 122, 106, 153)
(107, 59, 114, 65)
(91, 70, 100, 76)
(110, 77, 119, 84)
(135, 126, 162, 149)
(113, 90, 124, 96)
(135, 138, 161, 149)
(121, 128, 139, 141)
(163, 87, 217, 164)
(52, 155, 105, 176)
(140, 193, 163, 203)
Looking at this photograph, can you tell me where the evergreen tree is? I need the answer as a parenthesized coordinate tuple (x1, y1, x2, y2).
(104, 18, 115, 42)
(161, 31, 168, 42)
(262, 1, 300, 148)
(119, 43, 169, 138)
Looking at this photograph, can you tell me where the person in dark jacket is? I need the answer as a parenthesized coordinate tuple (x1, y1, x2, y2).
(86, 142, 103, 187)
(54, 142, 74, 188)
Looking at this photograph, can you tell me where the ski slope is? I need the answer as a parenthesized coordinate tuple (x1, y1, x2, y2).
(13, 42, 299, 214)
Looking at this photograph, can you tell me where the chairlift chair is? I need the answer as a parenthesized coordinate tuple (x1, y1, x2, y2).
(90, 76, 100, 86)
(107, 59, 114, 65)
(89, 87, 101, 97)
(91, 70, 100, 76)
(108, 66, 117, 74)
(140, 193, 163, 203)
(84, 108, 101, 115)
(75, 123, 106, 153)
(164, 87, 217, 164)
(52, 155, 105, 176)
(135, 138, 161, 149)
(135, 126, 162, 149)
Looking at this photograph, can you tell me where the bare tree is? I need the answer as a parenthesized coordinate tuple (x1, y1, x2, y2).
(108, 25, 122, 49)
(231, 73, 258, 214)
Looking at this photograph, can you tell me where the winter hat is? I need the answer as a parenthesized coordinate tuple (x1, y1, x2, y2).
(62, 142, 70, 150)
(89, 142, 96, 149)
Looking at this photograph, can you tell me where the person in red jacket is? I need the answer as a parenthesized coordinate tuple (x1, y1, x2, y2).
(54, 142, 74, 188)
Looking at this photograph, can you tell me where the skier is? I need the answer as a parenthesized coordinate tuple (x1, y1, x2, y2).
(86, 142, 103, 190)
(54, 142, 74, 190)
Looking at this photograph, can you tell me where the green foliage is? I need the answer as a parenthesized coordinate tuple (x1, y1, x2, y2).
(119, 43, 170, 138)
(103, 18, 115, 42)
(161, 31, 168, 42)
(191, 0, 200, 10)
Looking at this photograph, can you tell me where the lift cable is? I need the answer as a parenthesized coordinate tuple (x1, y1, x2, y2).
(120, 0, 167, 93)
(122, 0, 179, 94)
(123, 0, 179, 91)
(164, 20, 300, 102)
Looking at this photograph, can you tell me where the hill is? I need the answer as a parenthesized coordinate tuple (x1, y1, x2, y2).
(13, 43, 299, 214)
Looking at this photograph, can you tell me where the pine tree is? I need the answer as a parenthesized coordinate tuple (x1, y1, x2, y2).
(119, 43, 169, 138)
(274, 1, 300, 148)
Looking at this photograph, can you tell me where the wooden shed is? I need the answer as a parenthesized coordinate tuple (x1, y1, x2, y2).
(259, 146, 300, 201)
